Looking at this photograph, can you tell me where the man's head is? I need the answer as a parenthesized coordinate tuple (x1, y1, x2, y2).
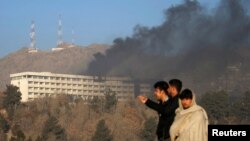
(168, 79, 182, 97)
(179, 89, 193, 109)
(154, 81, 169, 101)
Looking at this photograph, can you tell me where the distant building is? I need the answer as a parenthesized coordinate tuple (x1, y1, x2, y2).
(52, 42, 75, 52)
(10, 72, 151, 102)
(28, 48, 38, 53)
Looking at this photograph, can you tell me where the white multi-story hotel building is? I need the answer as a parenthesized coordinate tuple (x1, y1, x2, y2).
(10, 72, 151, 102)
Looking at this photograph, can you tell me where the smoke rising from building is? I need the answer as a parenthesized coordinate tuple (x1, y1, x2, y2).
(86, 0, 250, 93)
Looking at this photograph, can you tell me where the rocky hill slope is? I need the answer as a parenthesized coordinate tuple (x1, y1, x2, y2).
(0, 44, 109, 91)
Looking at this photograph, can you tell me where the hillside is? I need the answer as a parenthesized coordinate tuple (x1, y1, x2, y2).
(0, 44, 109, 91)
(0, 90, 249, 141)
(0, 95, 157, 141)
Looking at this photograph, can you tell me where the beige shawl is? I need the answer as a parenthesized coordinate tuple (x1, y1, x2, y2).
(170, 94, 208, 141)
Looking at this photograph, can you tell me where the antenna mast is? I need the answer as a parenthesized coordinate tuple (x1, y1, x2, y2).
(29, 20, 38, 53)
(57, 15, 63, 46)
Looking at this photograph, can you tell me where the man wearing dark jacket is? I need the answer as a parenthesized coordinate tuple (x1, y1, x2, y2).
(138, 79, 182, 141)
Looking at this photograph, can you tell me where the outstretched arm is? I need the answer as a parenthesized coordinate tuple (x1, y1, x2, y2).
(137, 95, 148, 104)
(145, 99, 178, 116)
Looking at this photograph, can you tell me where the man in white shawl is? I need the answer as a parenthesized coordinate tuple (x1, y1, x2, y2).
(170, 89, 208, 141)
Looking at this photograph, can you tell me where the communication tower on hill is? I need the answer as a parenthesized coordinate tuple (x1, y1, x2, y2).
(70, 29, 75, 47)
(28, 20, 38, 53)
(57, 15, 63, 46)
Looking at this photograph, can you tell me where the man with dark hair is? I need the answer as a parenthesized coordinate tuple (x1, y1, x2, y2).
(168, 79, 182, 97)
(170, 89, 208, 141)
(138, 79, 182, 141)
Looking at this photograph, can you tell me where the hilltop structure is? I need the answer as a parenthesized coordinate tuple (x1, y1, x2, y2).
(52, 15, 76, 51)
(27, 15, 76, 53)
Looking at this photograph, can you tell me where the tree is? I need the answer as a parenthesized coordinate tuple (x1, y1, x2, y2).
(35, 136, 41, 141)
(200, 91, 229, 124)
(233, 91, 250, 123)
(104, 88, 117, 112)
(40, 115, 67, 141)
(2, 85, 22, 119)
(0, 114, 10, 133)
(0, 114, 9, 141)
(89, 96, 102, 113)
(140, 117, 157, 141)
(27, 136, 32, 141)
(91, 119, 113, 141)
(0, 131, 7, 141)
(10, 124, 26, 141)
(241, 91, 250, 122)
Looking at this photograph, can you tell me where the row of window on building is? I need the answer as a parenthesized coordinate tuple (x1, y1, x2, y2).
(28, 87, 134, 94)
(12, 75, 131, 83)
(27, 94, 131, 101)
(27, 81, 134, 89)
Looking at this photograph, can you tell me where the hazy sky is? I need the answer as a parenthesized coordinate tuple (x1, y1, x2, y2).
(0, 0, 219, 57)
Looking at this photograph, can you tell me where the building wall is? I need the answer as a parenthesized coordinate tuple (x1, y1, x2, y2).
(11, 77, 29, 102)
(10, 72, 151, 102)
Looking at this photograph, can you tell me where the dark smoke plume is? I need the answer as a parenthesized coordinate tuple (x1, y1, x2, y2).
(86, 0, 250, 93)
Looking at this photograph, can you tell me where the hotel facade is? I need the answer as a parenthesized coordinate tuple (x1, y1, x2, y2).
(10, 72, 151, 102)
